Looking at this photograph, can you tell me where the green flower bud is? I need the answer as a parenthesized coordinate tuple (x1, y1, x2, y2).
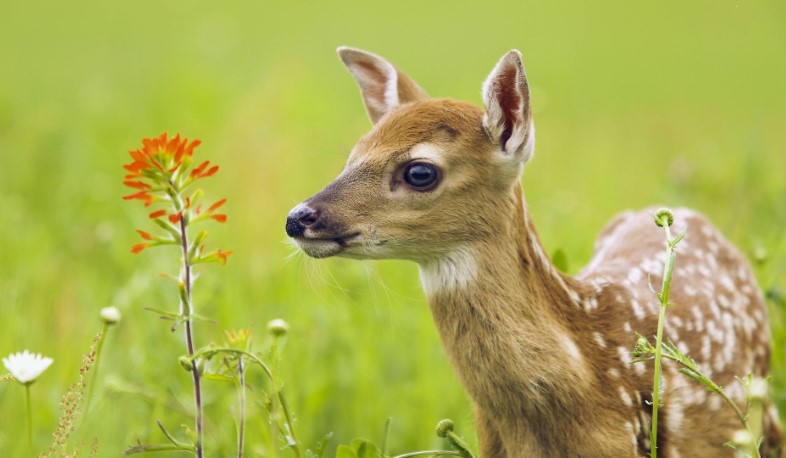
(179, 356, 194, 372)
(100, 306, 122, 325)
(435, 419, 454, 438)
(267, 319, 289, 337)
(632, 334, 653, 358)
(653, 208, 674, 228)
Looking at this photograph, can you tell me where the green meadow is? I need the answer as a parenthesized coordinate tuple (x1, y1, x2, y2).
(0, 0, 784, 456)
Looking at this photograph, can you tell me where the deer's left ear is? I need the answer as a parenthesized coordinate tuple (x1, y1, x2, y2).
(338, 47, 429, 125)
(482, 50, 534, 164)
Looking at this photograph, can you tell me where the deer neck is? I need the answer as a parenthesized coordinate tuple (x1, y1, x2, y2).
(418, 185, 594, 419)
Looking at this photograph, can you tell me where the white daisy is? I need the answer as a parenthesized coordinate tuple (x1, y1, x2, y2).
(2, 350, 53, 384)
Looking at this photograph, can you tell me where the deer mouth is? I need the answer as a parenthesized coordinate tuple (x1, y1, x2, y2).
(292, 232, 361, 258)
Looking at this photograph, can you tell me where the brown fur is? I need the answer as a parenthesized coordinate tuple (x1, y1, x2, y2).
(288, 49, 783, 457)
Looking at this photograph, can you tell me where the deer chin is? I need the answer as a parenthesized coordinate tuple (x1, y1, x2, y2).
(293, 233, 361, 259)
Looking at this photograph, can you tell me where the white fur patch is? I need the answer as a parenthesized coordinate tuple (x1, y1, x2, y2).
(408, 143, 446, 166)
(560, 333, 584, 363)
(419, 248, 477, 296)
(667, 402, 684, 432)
(631, 299, 646, 320)
(593, 332, 607, 348)
(619, 386, 633, 406)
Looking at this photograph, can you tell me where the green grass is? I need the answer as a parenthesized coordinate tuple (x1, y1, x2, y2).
(0, 0, 784, 456)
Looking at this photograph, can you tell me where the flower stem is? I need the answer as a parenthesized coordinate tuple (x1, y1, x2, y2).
(180, 217, 203, 458)
(84, 325, 108, 416)
(237, 358, 245, 458)
(26, 383, 33, 455)
(650, 224, 677, 458)
(191, 347, 300, 458)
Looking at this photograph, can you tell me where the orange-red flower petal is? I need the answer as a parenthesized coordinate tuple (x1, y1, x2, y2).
(131, 243, 149, 254)
(207, 198, 227, 213)
(136, 230, 154, 241)
(217, 250, 233, 265)
(168, 212, 183, 224)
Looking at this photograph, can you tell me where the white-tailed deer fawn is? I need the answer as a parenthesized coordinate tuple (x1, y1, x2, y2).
(285, 47, 783, 457)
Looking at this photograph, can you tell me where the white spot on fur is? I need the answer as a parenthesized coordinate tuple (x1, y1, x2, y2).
(560, 334, 583, 362)
(584, 297, 599, 312)
(698, 265, 711, 278)
(720, 275, 735, 292)
(631, 299, 646, 320)
(419, 248, 477, 296)
(709, 395, 722, 410)
(667, 403, 684, 432)
(619, 387, 633, 406)
(608, 367, 620, 378)
(692, 307, 705, 332)
(701, 335, 712, 361)
(593, 332, 607, 348)
(617, 346, 630, 365)
(626, 268, 643, 285)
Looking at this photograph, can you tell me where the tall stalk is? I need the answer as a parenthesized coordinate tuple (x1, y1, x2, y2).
(122, 133, 231, 456)
(180, 217, 203, 458)
(26, 383, 33, 455)
(237, 358, 245, 458)
(650, 211, 678, 458)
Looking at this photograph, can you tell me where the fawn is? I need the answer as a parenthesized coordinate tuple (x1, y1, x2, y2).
(285, 47, 783, 457)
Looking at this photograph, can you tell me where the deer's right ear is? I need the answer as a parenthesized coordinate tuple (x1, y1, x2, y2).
(482, 50, 534, 164)
(337, 47, 428, 124)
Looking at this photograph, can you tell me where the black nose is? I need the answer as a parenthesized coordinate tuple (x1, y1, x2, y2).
(286, 204, 319, 237)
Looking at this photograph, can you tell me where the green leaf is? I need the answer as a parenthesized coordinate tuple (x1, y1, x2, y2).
(144, 307, 181, 320)
(670, 230, 686, 247)
(356, 441, 381, 458)
(336, 444, 358, 458)
(202, 373, 236, 383)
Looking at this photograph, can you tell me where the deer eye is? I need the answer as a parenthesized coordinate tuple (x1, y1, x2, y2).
(403, 162, 439, 190)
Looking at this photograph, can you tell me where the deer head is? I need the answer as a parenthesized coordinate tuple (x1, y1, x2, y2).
(286, 47, 535, 265)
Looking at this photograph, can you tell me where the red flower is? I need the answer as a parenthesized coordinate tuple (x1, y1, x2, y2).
(123, 133, 230, 264)
(122, 133, 201, 183)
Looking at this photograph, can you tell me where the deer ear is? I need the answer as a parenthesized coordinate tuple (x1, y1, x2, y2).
(482, 50, 534, 163)
(337, 47, 428, 124)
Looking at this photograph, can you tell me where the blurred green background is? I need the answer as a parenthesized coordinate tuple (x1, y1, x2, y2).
(1, 0, 784, 456)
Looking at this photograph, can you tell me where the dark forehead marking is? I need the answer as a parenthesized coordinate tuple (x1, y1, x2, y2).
(359, 98, 487, 153)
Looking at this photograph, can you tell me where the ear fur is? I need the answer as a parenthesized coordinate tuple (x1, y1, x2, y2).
(337, 47, 428, 124)
(482, 50, 534, 164)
